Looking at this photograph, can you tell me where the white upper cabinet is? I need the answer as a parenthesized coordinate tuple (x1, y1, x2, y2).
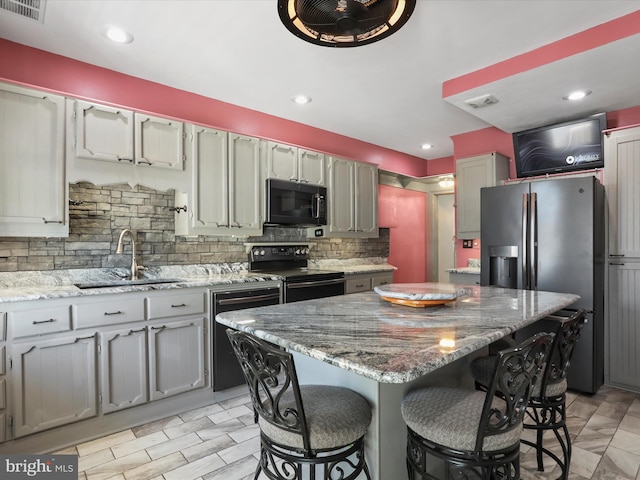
(456, 152, 509, 239)
(0, 83, 68, 237)
(264, 141, 326, 186)
(67, 99, 189, 192)
(135, 114, 185, 170)
(175, 127, 262, 236)
(73, 100, 134, 163)
(327, 156, 378, 237)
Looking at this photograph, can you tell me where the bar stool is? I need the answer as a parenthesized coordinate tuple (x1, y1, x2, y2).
(401, 332, 553, 480)
(470, 310, 586, 479)
(226, 329, 372, 480)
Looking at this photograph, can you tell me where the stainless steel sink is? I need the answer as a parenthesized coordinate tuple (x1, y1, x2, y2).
(74, 278, 183, 289)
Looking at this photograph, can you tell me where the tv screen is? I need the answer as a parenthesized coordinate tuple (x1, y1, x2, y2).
(513, 113, 606, 178)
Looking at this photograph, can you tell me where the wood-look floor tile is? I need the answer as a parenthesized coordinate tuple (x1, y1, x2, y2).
(122, 451, 187, 480)
(590, 465, 634, 480)
(627, 399, 640, 419)
(196, 418, 245, 441)
(202, 455, 258, 480)
(218, 436, 261, 465)
(619, 414, 640, 436)
(598, 446, 640, 479)
(597, 401, 632, 422)
(145, 432, 202, 460)
(610, 429, 640, 456)
(179, 403, 225, 423)
(566, 445, 602, 479)
(227, 423, 260, 444)
(584, 413, 622, 435)
(162, 452, 226, 480)
(181, 434, 236, 462)
(78, 447, 115, 472)
(84, 450, 150, 480)
(207, 405, 253, 424)
(164, 416, 214, 439)
(217, 394, 251, 410)
(131, 415, 184, 438)
(573, 427, 614, 455)
(111, 431, 169, 459)
(77, 430, 137, 457)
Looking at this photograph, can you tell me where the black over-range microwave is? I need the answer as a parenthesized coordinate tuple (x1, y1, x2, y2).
(265, 178, 327, 226)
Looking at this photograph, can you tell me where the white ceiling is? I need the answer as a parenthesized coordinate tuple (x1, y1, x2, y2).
(1, 0, 639, 162)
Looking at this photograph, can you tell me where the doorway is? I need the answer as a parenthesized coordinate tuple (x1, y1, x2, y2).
(435, 193, 455, 281)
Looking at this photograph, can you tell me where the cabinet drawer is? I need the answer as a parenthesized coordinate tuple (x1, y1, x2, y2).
(371, 273, 393, 288)
(0, 346, 4, 375)
(0, 313, 5, 341)
(147, 291, 207, 320)
(346, 277, 371, 293)
(74, 297, 145, 329)
(10, 306, 72, 339)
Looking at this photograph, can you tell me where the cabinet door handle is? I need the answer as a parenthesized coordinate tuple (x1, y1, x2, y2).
(42, 218, 63, 224)
(610, 262, 625, 265)
(33, 318, 56, 325)
(138, 160, 153, 166)
(118, 157, 134, 163)
(171, 303, 187, 308)
(355, 284, 365, 288)
(129, 328, 146, 334)
(151, 325, 167, 331)
(609, 254, 625, 257)
(104, 311, 123, 316)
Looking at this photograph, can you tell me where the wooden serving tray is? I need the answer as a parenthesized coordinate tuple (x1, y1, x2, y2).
(379, 296, 457, 308)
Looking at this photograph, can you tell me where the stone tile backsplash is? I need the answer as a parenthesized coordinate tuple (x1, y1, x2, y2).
(0, 183, 389, 272)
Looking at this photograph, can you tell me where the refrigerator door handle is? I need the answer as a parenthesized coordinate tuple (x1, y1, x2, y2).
(522, 193, 529, 289)
(530, 192, 537, 290)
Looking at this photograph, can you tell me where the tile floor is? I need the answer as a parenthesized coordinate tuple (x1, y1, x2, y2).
(55, 385, 640, 480)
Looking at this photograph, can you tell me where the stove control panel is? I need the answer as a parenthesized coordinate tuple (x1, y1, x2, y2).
(250, 245, 309, 263)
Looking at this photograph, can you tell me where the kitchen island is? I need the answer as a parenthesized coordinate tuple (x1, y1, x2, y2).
(216, 284, 580, 480)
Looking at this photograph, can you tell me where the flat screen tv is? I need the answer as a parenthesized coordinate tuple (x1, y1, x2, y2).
(513, 113, 606, 178)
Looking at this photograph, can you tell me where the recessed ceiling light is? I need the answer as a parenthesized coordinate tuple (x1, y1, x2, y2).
(421, 144, 433, 150)
(103, 25, 134, 44)
(292, 95, 312, 105)
(563, 90, 591, 101)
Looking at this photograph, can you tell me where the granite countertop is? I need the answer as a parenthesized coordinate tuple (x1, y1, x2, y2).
(216, 284, 579, 384)
(0, 259, 396, 303)
(446, 267, 481, 275)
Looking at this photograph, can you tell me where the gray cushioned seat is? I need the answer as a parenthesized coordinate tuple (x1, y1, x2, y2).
(470, 355, 567, 398)
(259, 384, 372, 450)
(401, 386, 523, 452)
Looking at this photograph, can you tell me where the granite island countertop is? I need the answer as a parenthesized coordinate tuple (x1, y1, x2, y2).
(445, 267, 481, 275)
(216, 284, 579, 384)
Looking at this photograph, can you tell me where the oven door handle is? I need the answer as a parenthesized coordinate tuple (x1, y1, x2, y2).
(216, 293, 281, 306)
(287, 278, 345, 289)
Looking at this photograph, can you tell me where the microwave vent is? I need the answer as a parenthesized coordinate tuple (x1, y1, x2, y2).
(0, 0, 46, 22)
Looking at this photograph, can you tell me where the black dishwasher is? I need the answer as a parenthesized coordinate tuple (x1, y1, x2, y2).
(212, 286, 281, 391)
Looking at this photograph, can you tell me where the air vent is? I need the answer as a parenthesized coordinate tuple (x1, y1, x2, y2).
(464, 94, 499, 109)
(0, 0, 46, 23)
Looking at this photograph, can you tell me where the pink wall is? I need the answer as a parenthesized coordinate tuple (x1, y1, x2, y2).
(378, 184, 427, 283)
(0, 39, 432, 178)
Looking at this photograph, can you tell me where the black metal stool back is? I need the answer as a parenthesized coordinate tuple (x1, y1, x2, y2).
(402, 332, 553, 480)
(523, 309, 586, 480)
(227, 329, 372, 480)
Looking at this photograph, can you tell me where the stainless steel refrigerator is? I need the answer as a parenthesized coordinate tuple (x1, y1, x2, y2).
(480, 176, 605, 393)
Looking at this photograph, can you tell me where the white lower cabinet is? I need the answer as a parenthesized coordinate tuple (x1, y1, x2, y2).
(149, 317, 206, 401)
(346, 271, 394, 294)
(1, 288, 209, 444)
(99, 327, 148, 414)
(10, 333, 98, 438)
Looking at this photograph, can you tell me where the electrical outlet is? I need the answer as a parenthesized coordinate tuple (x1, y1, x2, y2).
(462, 240, 473, 248)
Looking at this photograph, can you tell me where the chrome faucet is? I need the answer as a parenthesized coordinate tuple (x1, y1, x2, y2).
(116, 229, 142, 280)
